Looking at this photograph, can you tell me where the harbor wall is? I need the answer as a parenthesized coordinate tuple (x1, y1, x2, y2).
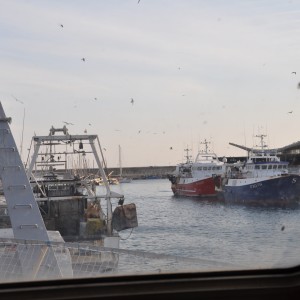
(100, 166, 176, 179)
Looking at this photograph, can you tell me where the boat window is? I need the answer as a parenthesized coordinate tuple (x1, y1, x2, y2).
(207, 167, 211, 170)
(262, 165, 267, 170)
(255, 166, 260, 170)
(212, 167, 216, 170)
(197, 167, 202, 171)
(268, 165, 272, 169)
(203, 167, 207, 170)
(256, 158, 267, 163)
(278, 165, 283, 169)
(272, 165, 277, 169)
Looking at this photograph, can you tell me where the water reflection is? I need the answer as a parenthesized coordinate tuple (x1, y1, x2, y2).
(107, 179, 300, 271)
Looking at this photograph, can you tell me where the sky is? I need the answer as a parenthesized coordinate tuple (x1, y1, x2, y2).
(1, 0, 300, 167)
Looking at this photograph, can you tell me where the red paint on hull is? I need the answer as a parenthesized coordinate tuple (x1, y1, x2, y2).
(171, 177, 220, 197)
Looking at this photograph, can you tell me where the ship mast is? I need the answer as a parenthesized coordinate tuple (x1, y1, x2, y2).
(200, 139, 211, 160)
(255, 134, 267, 151)
(184, 146, 192, 163)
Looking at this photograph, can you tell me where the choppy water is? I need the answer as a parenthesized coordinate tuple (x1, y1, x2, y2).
(100, 179, 300, 272)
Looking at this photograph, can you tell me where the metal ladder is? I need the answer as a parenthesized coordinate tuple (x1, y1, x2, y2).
(0, 102, 65, 279)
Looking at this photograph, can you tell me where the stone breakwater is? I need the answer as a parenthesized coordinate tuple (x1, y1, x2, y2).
(105, 166, 176, 179)
(38, 166, 176, 180)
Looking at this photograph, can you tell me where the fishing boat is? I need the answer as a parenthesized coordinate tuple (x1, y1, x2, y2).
(222, 134, 300, 205)
(0, 102, 139, 281)
(0, 123, 138, 241)
(168, 140, 226, 197)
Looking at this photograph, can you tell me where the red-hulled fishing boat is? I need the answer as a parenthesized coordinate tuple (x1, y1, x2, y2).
(168, 140, 226, 197)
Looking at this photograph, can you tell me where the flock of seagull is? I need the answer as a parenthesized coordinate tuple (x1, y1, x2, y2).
(10, 8, 298, 153)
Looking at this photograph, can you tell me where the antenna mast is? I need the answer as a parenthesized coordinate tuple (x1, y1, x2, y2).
(184, 146, 192, 163)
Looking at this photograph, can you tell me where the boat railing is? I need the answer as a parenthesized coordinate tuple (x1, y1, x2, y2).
(0, 237, 239, 282)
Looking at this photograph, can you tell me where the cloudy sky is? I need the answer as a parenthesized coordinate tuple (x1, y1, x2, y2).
(1, 0, 300, 167)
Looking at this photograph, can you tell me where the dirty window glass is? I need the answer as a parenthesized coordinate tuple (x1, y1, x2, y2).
(0, 0, 300, 283)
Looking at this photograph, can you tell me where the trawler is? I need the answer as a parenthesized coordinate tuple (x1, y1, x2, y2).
(0, 102, 138, 281)
(168, 140, 226, 197)
(222, 135, 300, 205)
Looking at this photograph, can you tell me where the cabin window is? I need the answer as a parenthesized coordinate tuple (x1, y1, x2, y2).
(208, 167, 211, 170)
(255, 165, 260, 169)
(198, 167, 202, 171)
(262, 165, 267, 170)
(268, 165, 272, 169)
(256, 158, 267, 163)
(273, 165, 277, 169)
(212, 167, 216, 170)
(203, 167, 207, 170)
(278, 165, 282, 169)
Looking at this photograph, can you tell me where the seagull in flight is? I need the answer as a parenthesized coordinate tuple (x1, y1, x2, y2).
(63, 121, 74, 125)
(11, 95, 24, 104)
(59, 24, 64, 28)
(288, 111, 293, 114)
(81, 58, 86, 62)
(170, 147, 173, 150)
(131, 98, 134, 105)
(292, 71, 296, 75)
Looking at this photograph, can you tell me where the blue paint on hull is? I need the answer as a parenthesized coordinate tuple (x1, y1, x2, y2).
(223, 175, 300, 205)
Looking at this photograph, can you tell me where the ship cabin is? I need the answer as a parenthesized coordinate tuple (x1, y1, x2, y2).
(175, 163, 193, 178)
(242, 151, 289, 178)
(191, 152, 225, 179)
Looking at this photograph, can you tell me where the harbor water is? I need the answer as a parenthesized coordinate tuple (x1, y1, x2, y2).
(102, 179, 300, 273)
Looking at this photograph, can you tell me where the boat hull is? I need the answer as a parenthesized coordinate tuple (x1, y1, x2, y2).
(223, 174, 300, 205)
(171, 176, 221, 197)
